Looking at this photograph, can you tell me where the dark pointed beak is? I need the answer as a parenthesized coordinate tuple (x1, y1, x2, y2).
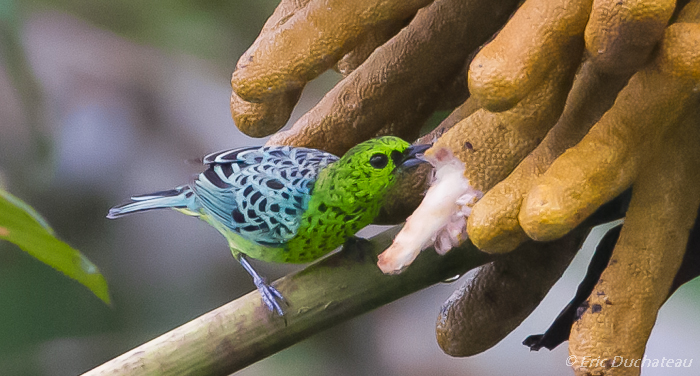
(397, 143, 431, 170)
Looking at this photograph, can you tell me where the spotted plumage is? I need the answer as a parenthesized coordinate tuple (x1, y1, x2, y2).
(195, 145, 338, 249)
(107, 136, 429, 314)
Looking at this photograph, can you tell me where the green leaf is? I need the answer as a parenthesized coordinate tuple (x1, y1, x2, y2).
(0, 189, 111, 305)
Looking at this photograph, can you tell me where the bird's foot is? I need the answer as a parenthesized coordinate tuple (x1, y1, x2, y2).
(237, 255, 288, 317)
(252, 276, 287, 316)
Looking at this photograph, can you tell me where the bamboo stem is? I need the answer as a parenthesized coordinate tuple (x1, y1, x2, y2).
(83, 192, 628, 375)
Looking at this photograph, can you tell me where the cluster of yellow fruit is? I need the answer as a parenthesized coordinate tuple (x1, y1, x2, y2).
(230, 0, 700, 374)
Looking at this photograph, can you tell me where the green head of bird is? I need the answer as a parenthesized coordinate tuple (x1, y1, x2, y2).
(289, 136, 430, 259)
(317, 136, 428, 206)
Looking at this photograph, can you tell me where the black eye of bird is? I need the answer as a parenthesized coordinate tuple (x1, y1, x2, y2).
(369, 153, 389, 169)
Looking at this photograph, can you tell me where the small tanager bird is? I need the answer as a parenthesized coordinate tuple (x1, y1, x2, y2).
(108, 136, 429, 315)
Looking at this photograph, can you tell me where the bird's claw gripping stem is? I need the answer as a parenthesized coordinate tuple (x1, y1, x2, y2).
(238, 256, 287, 316)
(254, 278, 286, 317)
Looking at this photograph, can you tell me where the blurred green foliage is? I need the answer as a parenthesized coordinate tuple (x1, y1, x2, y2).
(23, 0, 279, 61)
(0, 189, 111, 305)
(0, 1, 280, 372)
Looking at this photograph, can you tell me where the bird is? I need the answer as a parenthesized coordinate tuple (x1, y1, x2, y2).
(107, 136, 429, 315)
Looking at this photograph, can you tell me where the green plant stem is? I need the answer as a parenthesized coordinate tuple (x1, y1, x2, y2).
(82, 192, 629, 376)
(82, 225, 490, 375)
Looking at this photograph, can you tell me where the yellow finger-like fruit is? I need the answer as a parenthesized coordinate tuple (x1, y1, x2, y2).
(468, 60, 632, 253)
(434, 36, 583, 192)
(520, 22, 700, 242)
(585, 0, 675, 73)
(436, 229, 584, 356)
(568, 108, 700, 376)
(267, 0, 520, 156)
(468, 0, 592, 111)
(231, 0, 432, 102)
(230, 89, 301, 137)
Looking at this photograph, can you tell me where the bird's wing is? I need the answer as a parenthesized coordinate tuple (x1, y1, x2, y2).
(194, 145, 339, 245)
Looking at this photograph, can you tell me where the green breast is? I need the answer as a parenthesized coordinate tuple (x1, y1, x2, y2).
(282, 195, 381, 263)
(203, 200, 379, 264)
(279, 159, 392, 263)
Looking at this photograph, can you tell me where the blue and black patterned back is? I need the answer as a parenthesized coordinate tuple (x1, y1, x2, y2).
(193, 146, 339, 246)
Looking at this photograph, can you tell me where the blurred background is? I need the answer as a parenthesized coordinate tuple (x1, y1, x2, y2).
(1, 1, 699, 375)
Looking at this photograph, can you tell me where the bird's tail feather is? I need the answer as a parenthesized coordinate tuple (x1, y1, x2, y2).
(107, 186, 195, 219)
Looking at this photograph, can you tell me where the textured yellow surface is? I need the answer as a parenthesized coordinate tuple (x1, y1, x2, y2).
(567, 15, 700, 376)
(230, 0, 700, 372)
(468, 0, 592, 112)
(467, 61, 632, 253)
(442, 3, 700, 371)
(569, 109, 700, 376)
(436, 229, 585, 356)
(231, 0, 520, 152)
(430, 36, 583, 192)
(585, 0, 676, 73)
(231, 0, 432, 102)
(519, 49, 699, 242)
